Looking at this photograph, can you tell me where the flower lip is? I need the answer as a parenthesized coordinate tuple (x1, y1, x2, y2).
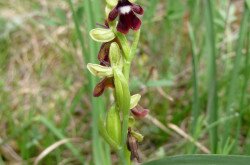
(131, 105, 149, 118)
(93, 77, 114, 97)
(98, 41, 112, 66)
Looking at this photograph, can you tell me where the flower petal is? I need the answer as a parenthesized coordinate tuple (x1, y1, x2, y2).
(131, 4, 143, 15)
(117, 14, 129, 34)
(129, 12, 141, 30)
(108, 7, 119, 21)
(93, 80, 105, 97)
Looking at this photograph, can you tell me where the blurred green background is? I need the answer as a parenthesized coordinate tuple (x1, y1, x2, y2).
(0, 0, 250, 164)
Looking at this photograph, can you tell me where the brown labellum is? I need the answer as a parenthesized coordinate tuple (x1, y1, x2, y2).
(93, 77, 114, 97)
(98, 42, 112, 66)
(131, 105, 149, 118)
(127, 128, 140, 162)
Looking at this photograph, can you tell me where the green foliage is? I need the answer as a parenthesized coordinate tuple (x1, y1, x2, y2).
(143, 155, 250, 165)
(0, 0, 250, 164)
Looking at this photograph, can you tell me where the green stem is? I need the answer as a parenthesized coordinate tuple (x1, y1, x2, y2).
(112, 26, 141, 165)
(123, 61, 131, 80)
(113, 30, 140, 164)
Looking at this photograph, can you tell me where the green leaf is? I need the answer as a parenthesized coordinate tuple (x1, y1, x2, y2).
(143, 155, 250, 165)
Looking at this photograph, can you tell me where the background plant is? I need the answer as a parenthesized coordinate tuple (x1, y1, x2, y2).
(0, 0, 250, 164)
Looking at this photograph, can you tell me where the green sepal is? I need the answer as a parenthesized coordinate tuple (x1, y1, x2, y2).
(87, 63, 113, 78)
(113, 69, 130, 113)
(130, 94, 141, 109)
(98, 116, 121, 151)
(106, 106, 122, 145)
(110, 42, 123, 67)
(128, 116, 135, 127)
(113, 69, 131, 149)
(113, 69, 124, 110)
(131, 130, 144, 142)
(90, 28, 115, 42)
(114, 31, 130, 60)
(106, 0, 118, 7)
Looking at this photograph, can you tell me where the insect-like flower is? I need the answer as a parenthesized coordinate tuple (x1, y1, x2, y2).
(127, 128, 140, 162)
(93, 77, 114, 97)
(129, 94, 149, 118)
(131, 105, 149, 118)
(108, 0, 144, 34)
(98, 41, 112, 66)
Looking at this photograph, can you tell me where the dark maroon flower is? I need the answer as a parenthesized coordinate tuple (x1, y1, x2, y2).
(127, 128, 140, 162)
(108, 0, 144, 34)
(93, 77, 114, 97)
(98, 41, 112, 66)
(131, 105, 149, 118)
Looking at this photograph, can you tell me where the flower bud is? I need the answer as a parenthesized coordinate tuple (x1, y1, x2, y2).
(130, 94, 141, 109)
(127, 128, 140, 162)
(110, 42, 122, 67)
(113, 72, 123, 109)
(90, 28, 115, 42)
(87, 63, 113, 78)
(106, 106, 121, 144)
(98, 116, 121, 150)
(113, 69, 130, 112)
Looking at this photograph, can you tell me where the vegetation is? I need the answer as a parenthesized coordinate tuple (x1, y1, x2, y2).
(0, 0, 250, 164)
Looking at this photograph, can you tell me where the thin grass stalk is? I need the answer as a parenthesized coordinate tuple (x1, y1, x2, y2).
(188, 23, 200, 153)
(83, 0, 106, 164)
(68, 0, 86, 58)
(204, 0, 218, 153)
(234, 6, 250, 152)
(89, 1, 111, 164)
(36, 116, 84, 162)
(222, 1, 250, 147)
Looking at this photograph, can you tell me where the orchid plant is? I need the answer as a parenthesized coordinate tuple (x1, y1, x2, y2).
(87, 0, 148, 164)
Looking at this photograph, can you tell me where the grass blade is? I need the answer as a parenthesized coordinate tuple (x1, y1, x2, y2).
(83, 0, 107, 164)
(188, 23, 200, 153)
(204, 0, 218, 153)
(143, 155, 250, 165)
(222, 2, 250, 149)
(36, 116, 84, 163)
